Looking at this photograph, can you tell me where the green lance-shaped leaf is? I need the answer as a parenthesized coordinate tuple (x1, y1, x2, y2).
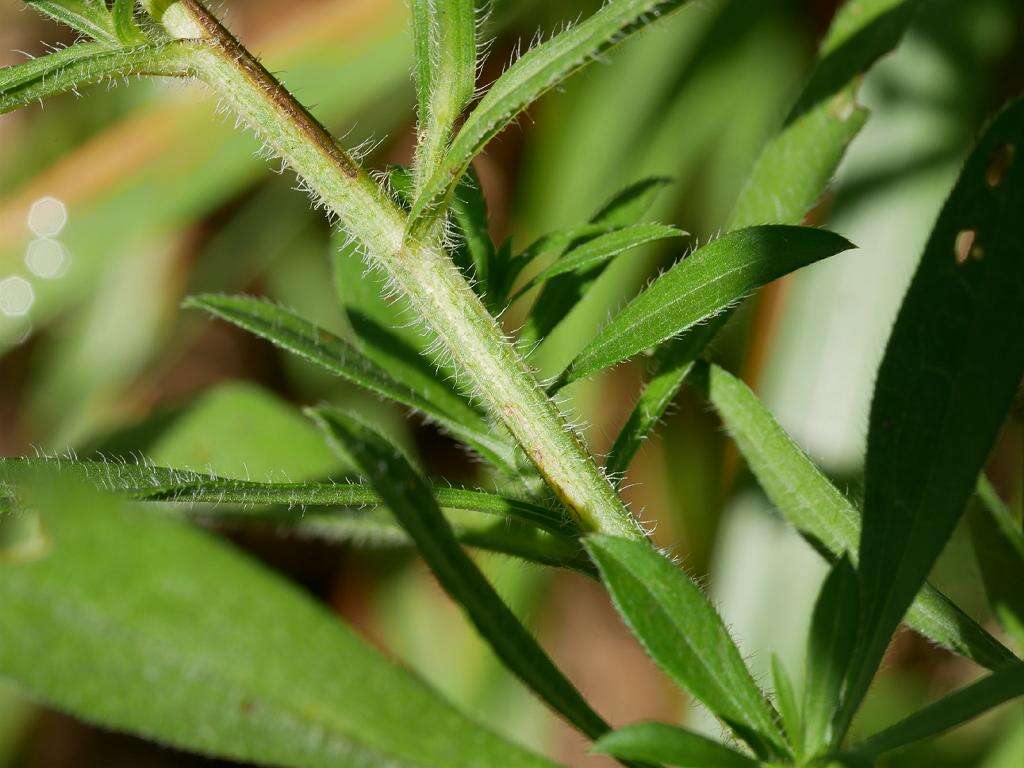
(852, 664, 1024, 760)
(803, 556, 859, 758)
(970, 477, 1024, 646)
(592, 722, 758, 768)
(411, 0, 478, 184)
(26, 0, 119, 44)
(771, 654, 804, 761)
(700, 362, 1016, 670)
(0, 40, 193, 115)
(310, 408, 614, 742)
(0, 474, 562, 768)
(605, 316, 726, 480)
(585, 534, 790, 761)
(555, 226, 853, 389)
(729, 0, 921, 230)
(0, 457, 577, 537)
(0, 458, 590, 573)
(409, 1, 692, 226)
(518, 177, 672, 351)
(450, 166, 500, 304)
(510, 224, 687, 302)
(839, 98, 1024, 736)
(112, 0, 147, 45)
(184, 294, 516, 472)
(611, 0, 922, 476)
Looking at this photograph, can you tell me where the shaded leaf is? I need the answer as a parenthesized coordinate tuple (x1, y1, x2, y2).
(585, 534, 789, 761)
(409, 2, 691, 225)
(840, 97, 1024, 734)
(518, 178, 672, 351)
(511, 224, 686, 302)
(0, 474, 561, 768)
(700, 362, 1016, 670)
(592, 721, 758, 768)
(803, 556, 859, 757)
(970, 477, 1024, 645)
(311, 408, 613, 741)
(853, 664, 1024, 759)
(605, 316, 726, 479)
(556, 226, 853, 388)
(771, 654, 803, 760)
(185, 294, 515, 472)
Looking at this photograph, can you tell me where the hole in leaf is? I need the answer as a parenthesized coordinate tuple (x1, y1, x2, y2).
(955, 229, 983, 265)
(986, 143, 1015, 188)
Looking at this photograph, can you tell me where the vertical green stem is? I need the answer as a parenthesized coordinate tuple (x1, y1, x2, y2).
(160, 1, 642, 540)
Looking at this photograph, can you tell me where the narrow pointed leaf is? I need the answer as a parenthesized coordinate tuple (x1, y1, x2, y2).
(593, 722, 758, 767)
(330, 224, 476, 411)
(511, 224, 686, 301)
(841, 98, 1024, 734)
(618, 0, 922, 465)
(0, 474, 561, 768)
(112, 0, 147, 45)
(970, 477, 1024, 645)
(185, 294, 515, 472)
(450, 166, 498, 298)
(0, 457, 577, 538)
(701, 362, 1016, 670)
(310, 408, 613, 741)
(771, 655, 804, 760)
(1, 41, 191, 115)
(557, 226, 853, 388)
(803, 556, 859, 757)
(729, 0, 921, 230)
(853, 664, 1024, 759)
(26, 0, 118, 44)
(409, 1, 692, 224)
(585, 534, 789, 761)
(411, 0, 477, 183)
(519, 177, 672, 350)
(605, 316, 726, 479)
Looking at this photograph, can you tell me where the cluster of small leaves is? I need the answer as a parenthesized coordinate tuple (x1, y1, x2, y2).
(1, 1, 1022, 767)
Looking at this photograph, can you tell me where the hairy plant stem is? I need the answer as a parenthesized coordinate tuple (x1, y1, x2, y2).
(161, 0, 642, 540)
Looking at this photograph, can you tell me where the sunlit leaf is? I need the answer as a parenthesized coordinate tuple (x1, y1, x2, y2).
(0, 458, 589, 572)
(840, 98, 1024, 735)
(185, 294, 516, 472)
(0, 41, 191, 115)
(409, 1, 691, 225)
(592, 721, 758, 767)
(25, 0, 118, 44)
(556, 226, 853, 389)
(310, 408, 613, 741)
(411, 0, 478, 184)
(700, 362, 1016, 670)
(0, 474, 562, 768)
(585, 534, 789, 761)
(112, 0, 146, 45)
(612, 0, 922, 468)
